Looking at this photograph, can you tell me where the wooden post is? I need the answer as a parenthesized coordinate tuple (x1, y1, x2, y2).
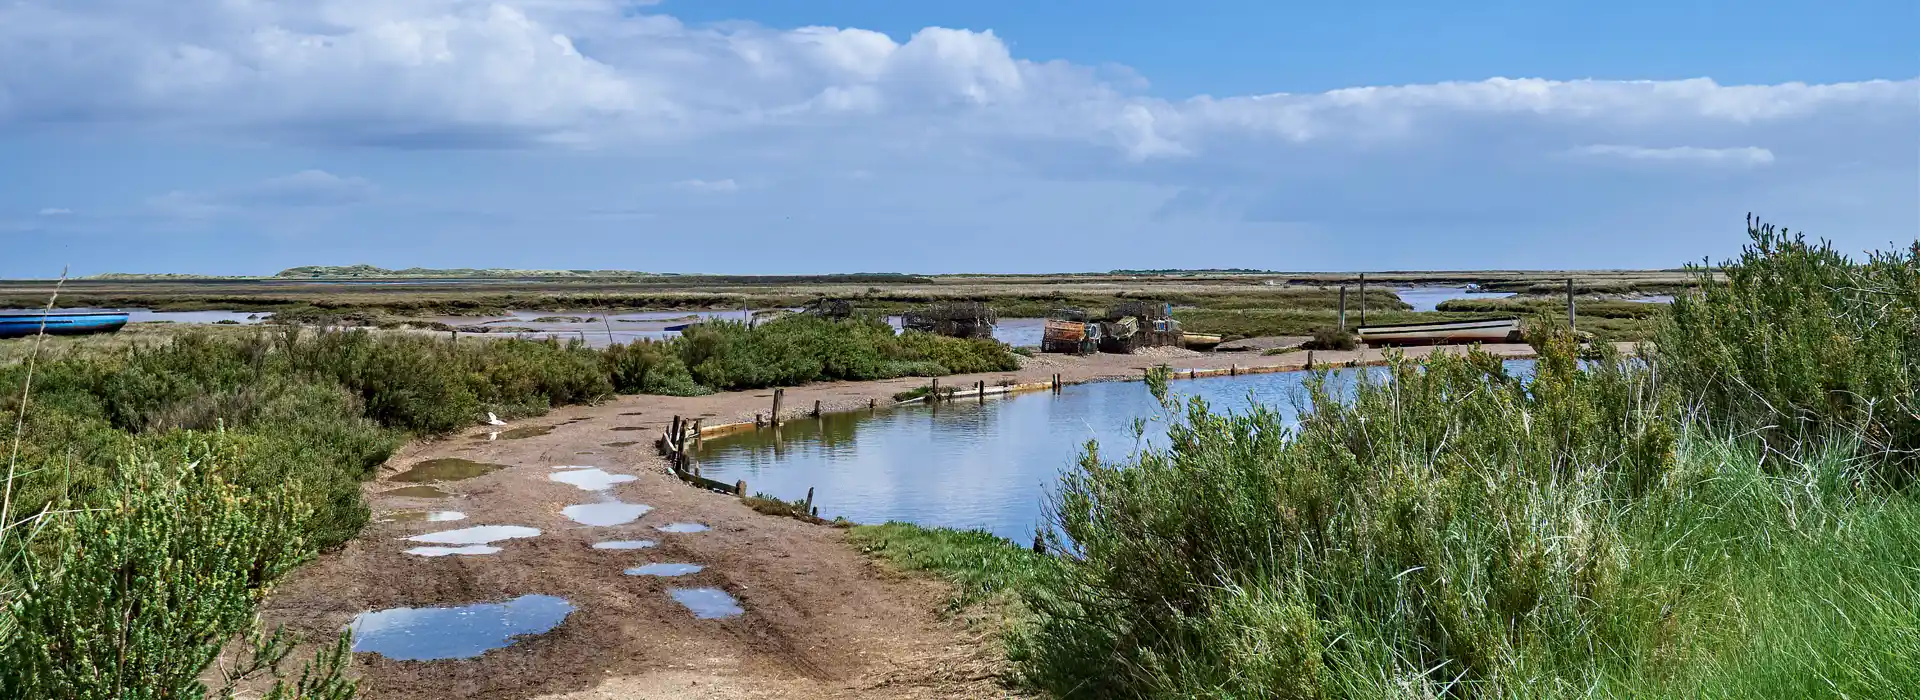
(755, 412, 763, 428)
(804, 486, 815, 510)
(735, 480, 746, 496)
(976, 380, 985, 402)
(869, 398, 877, 410)
(1306, 349, 1315, 370)
(1566, 278, 1577, 333)
(669, 416, 682, 453)
(1359, 273, 1368, 326)
(812, 399, 822, 418)
(1338, 285, 1348, 332)
(771, 388, 784, 426)
(930, 377, 939, 401)
(692, 419, 703, 447)
(1230, 364, 1236, 376)
(1031, 534, 1045, 554)
(1190, 368, 1197, 380)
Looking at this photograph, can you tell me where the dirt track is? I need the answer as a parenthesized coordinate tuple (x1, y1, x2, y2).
(262, 344, 1552, 699)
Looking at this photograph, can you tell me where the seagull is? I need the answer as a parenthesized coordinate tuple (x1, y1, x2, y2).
(485, 412, 507, 426)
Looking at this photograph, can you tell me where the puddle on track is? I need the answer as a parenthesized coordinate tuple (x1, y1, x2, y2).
(407, 525, 541, 545)
(405, 545, 501, 557)
(563, 502, 653, 526)
(655, 522, 709, 533)
(500, 425, 553, 439)
(669, 588, 744, 619)
(549, 468, 637, 491)
(382, 485, 454, 499)
(349, 594, 574, 661)
(388, 458, 507, 483)
(604, 441, 638, 447)
(626, 563, 704, 576)
(385, 510, 467, 523)
(609, 426, 647, 432)
(592, 540, 658, 550)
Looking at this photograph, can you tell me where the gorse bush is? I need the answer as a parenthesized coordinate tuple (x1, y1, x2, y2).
(1017, 331, 1675, 698)
(1657, 216, 1919, 481)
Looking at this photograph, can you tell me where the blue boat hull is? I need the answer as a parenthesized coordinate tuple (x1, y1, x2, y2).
(0, 313, 131, 340)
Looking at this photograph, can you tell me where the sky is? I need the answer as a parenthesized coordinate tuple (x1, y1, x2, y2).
(2, 0, 1915, 277)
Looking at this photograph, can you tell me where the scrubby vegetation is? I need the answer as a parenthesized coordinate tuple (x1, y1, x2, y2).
(0, 313, 1018, 698)
(861, 219, 1918, 699)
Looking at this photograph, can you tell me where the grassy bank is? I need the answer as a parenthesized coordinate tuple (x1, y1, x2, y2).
(0, 314, 1017, 698)
(855, 219, 1916, 698)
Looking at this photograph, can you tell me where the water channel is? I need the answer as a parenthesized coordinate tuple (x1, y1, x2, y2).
(694, 360, 1536, 542)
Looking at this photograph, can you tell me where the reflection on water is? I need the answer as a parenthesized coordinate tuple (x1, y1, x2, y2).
(388, 458, 506, 483)
(626, 563, 704, 577)
(669, 588, 744, 619)
(695, 361, 1535, 541)
(349, 594, 574, 660)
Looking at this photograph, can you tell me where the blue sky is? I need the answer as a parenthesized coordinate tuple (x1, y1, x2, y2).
(3, 0, 1915, 277)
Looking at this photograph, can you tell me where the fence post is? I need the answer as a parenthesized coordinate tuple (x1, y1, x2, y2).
(1567, 278, 1577, 334)
(804, 486, 815, 510)
(1338, 285, 1347, 332)
(812, 399, 822, 418)
(771, 388, 784, 426)
(1359, 273, 1368, 326)
(735, 480, 746, 497)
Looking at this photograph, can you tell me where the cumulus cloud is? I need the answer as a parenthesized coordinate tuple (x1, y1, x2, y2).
(1569, 145, 1776, 166)
(37, 208, 72, 216)
(148, 170, 376, 217)
(2, 0, 1910, 159)
(675, 178, 739, 193)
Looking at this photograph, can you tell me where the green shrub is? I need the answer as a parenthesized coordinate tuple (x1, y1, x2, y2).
(1302, 326, 1356, 350)
(603, 340, 708, 396)
(1656, 216, 1918, 481)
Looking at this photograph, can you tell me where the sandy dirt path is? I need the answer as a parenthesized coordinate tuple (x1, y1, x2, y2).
(261, 344, 1557, 699)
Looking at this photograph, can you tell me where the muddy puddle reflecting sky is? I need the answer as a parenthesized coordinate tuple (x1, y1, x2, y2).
(350, 594, 574, 660)
(695, 361, 1537, 541)
(669, 588, 744, 619)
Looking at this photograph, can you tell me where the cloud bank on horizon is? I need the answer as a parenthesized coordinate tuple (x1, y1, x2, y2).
(2, 0, 1915, 276)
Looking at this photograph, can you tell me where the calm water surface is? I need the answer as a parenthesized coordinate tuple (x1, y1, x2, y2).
(695, 361, 1535, 541)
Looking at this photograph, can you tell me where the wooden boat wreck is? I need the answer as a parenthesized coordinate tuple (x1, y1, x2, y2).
(1356, 317, 1521, 346)
(0, 311, 131, 340)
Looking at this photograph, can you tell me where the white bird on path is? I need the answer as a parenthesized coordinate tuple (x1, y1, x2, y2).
(485, 412, 507, 426)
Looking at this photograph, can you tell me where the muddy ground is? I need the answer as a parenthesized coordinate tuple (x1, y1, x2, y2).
(262, 343, 1558, 699)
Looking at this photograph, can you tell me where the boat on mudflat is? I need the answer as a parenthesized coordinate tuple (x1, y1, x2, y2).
(1357, 318, 1520, 346)
(0, 311, 132, 340)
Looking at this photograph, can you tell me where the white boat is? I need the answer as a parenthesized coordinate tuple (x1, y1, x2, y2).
(1357, 318, 1520, 346)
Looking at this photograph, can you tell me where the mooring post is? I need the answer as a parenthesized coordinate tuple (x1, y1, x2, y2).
(804, 486, 815, 510)
(1231, 364, 1237, 376)
(1338, 285, 1348, 332)
(930, 377, 939, 402)
(669, 416, 682, 452)
(812, 399, 822, 418)
(1306, 349, 1315, 370)
(1359, 273, 1368, 326)
(692, 418, 703, 447)
(977, 380, 985, 402)
(754, 412, 763, 428)
(771, 388, 784, 426)
(735, 480, 746, 497)
(869, 398, 877, 410)
(1566, 278, 1577, 333)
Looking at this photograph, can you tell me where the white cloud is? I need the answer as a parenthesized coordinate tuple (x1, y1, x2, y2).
(37, 208, 72, 216)
(148, 170, 376, 217)
(674, 178, 739, 193)
(1569, 144, 1776, 166)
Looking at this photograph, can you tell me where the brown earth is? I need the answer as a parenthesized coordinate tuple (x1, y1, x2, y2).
(262, 343, 1561, 700)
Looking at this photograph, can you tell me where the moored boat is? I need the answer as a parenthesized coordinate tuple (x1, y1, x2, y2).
(1356, 317, 1520, 346)
(1180, 332, 1224, 350)
(0, 311, 132, 340)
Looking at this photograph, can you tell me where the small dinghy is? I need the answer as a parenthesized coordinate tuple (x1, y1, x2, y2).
(1357, 318, 1520, 346)
(0, 311, 131, 340)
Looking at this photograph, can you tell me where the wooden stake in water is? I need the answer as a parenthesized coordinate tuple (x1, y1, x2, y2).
(771, 388, 784, 427)
(812, 399, 822, 418)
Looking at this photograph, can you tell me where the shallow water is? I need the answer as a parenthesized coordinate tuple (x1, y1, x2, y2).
(669, 588, 744, 619)
(349, 594, 574, 660)
(389, 458, 507, 483)
(654, 522, 709, 533)
(548, 468, 637, 491)
(382, 485, 454, 499)
(385, 510, 467, 523)
(1393, 287, 1517, 312)
(563, 501, 653, 527)
(1, 307, 266, 325)
(407, 525, 541, 545)
(626, 563, 704, 577)
(604, 441, 639, 447)
(695, 361, 1535, 541)
(405, 545, 501, 557)
(500, 425, 553, 440)
(884, 315, 1045, 347)
(592, 540, 658, 550)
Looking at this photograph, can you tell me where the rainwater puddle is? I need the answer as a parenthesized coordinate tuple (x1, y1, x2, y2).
(549, 468, 637, 491)
(349, 594, 574, 661)
(407, 525, 541, 545)
(574, 451, 595, 455)
(604, 441, 638, 447)
(626, 563, 703, 577)
(592, 540, 657, 550)
(405, 545, 501, 557)
(385, 510, 467, 523)
(389, 458, 506, 483)
(655, 522, 709, 533)
(610, 426, 647, 432)
(382, 485, 453, 499)
(669, 588, 744, 619)
(501, 425, 553, 439)
(563, 502, 653, 527)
